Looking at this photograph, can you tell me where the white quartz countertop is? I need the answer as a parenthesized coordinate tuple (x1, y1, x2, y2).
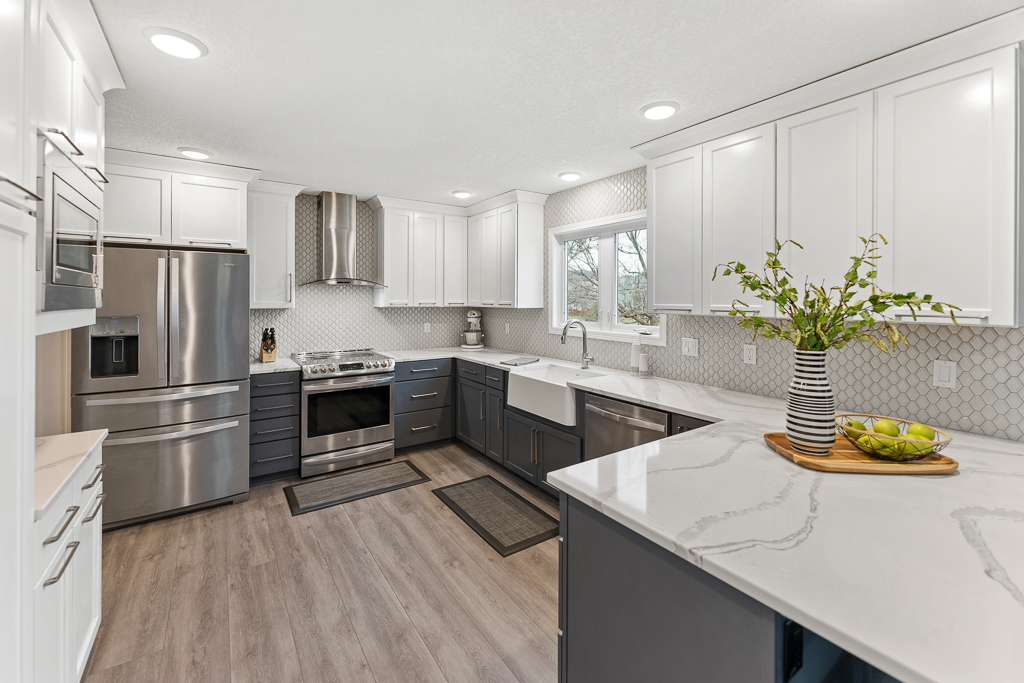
(35, 429, 107, 521)
(249, 358, 300, 375)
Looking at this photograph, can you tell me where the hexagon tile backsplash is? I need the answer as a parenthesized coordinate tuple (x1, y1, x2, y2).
(250, 195, 469, 360)
(483, 166, 1024, 442)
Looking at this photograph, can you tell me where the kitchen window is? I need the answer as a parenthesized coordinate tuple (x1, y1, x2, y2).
(549, 211, 665, 345)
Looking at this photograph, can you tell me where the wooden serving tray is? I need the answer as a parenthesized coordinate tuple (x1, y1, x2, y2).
(764, 433, 959, 474)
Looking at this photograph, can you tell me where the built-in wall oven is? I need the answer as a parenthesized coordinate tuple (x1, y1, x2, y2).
(294, 349, 397, 477)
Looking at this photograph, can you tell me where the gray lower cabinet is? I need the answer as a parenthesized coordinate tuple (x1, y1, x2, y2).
(503, 411, 538, 484)
(249, 372, 302, 482)
(395, 407, 452, 449)
(394, 361, 453, 450)
(538, 428, 580, 497)
(249, 438, 301, 478)
(456, 376, 487, 452)
(503, 410, 582, 494)
(485, 387, 504, 463)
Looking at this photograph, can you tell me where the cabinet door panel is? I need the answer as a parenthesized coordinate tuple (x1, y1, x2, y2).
(702, 123, 775, 316)
(456, 378, 486, 452)
(34, 536, 75, 683)
(467, 213, 483, 306)
(40, 11, 76, 139)
(382, 208, 413, 305)
(249, 191, 295, 308)
(485, 388, 504, 464)
(480, 210, 499, 305)
(777, 93, 874, 304)
(171, 174, 248, 248)
(75, 71, 104, 173)
(413, 211, 444, 305)
(877, 48, 1016, 325)
(103, 165, 172, 243)
(71, 489, 103, 681)
(648, 145, 702, 314)
(444, 215, 468, 305)
(538, 427, 581, 497)
(0, 0, 28, 195)
(503, 411, 538, 484)
(498, 204, 517, 306)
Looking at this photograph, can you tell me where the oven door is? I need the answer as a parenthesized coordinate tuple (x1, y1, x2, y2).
(301, 373, 395, 456)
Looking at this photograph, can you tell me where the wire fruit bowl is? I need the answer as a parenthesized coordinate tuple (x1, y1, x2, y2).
(834, 413, 952, 462)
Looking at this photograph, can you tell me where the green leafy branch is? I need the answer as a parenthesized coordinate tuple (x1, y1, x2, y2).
(712, 234, 960, 353)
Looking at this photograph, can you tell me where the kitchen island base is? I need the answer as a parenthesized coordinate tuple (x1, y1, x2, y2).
(559, 494, 901, 683)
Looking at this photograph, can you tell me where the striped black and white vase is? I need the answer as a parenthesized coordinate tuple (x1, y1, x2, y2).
(786, 350, 836, 456)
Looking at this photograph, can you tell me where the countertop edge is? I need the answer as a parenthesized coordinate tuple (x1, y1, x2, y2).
(35, 429, 108, 521)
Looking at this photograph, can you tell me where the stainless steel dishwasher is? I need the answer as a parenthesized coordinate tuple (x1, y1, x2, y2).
(584, 394, 671, 460)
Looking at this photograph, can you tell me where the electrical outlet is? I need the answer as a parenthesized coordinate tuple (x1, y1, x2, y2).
(423, 322, 430, 334)
(505, 322, 510, 334)
(682, 338, 699, 357)
(743, 345, 757, 365)
(933, 359, 957, 389)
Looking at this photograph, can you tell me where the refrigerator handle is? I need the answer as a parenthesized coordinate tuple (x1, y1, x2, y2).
(170, 257, 180, 379)
(156, 258, 166, 380)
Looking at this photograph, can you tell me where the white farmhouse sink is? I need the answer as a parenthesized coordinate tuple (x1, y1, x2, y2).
(506, 364, 604, 426)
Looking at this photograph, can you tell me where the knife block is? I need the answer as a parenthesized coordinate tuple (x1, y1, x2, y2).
(260, 346, 277, 363)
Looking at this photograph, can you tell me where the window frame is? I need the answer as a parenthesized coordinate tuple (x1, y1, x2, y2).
(548, 210, 666, 346)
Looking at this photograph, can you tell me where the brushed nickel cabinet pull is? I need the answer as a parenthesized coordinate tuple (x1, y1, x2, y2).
(82, 463, 105, 490)
(83, 494, 106, 523)
(44, 542, 80, 586)
(255, 454, 293, 463)
(256, 427, 293, 435)
(480, 390, 485, 421)
(411, 425, 437, 432)
(411, 392, 437, 399)
(498, 399, 502, 429)
(463, 369, 478, 375)
(43, 507, 79, 546)
(256, 381, 294, 387)
(411, 367, 438, 373)
(255, 404, 293, 411)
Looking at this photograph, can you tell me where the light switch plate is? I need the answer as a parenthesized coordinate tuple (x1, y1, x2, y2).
(743, 345, 757, 365)
(682, 338, 699, 357)
(505, 322, 510, 334)
(423, 322, 430, 334)
(933, 359, 957, 389)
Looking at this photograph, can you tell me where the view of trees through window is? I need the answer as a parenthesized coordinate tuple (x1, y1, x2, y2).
(565, 229, 657, 327)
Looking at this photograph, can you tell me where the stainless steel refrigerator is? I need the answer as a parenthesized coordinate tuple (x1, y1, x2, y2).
(71, 246, 250, 529)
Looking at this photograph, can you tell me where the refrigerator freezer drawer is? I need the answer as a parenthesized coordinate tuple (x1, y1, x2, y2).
(101, 414, 249, 528)
(72, 380, 250, 432)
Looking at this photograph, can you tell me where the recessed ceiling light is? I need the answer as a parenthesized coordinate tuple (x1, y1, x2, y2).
(452, 190, 473, 199)
(641, 101, 679, 120)
(558, 172, 582, 182)
(178, 147, 212, 160)
(144, 27, 208, 59)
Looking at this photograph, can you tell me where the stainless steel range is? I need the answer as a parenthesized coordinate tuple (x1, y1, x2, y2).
(293, 349, 396, 477)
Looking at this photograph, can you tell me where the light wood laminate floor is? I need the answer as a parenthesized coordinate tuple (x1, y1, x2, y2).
(82, 443, 559, 683)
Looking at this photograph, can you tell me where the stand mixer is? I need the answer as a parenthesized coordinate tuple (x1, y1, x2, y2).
(460, 309, 484, 350)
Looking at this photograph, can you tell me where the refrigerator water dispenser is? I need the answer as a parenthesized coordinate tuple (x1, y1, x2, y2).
(90, 315, 140, 378)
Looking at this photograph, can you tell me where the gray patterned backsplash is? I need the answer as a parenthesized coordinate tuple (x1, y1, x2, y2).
(249, 195, 469, 360)
(482, 166, 1024, 442)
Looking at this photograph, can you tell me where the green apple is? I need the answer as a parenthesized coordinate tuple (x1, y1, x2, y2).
(844, 419, 868, 433)
(872, 420, 901, 438)
(857, 434, 876, 454)
(906, 423, 936, 441)
(903, 441, 935, 457)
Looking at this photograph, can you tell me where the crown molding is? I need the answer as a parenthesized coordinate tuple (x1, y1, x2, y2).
(249, 179, 307, 197)
(105, 149, 261, 183)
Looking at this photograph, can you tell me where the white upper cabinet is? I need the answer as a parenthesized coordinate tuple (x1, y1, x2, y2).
(103, 164, 172, 243)
(0, 0, 31, 204)
(412, 211, 444, 306)
(777, 93, 874, 298)
(466, 197, 544, 309)
(248, 180, 304, 309)
(647, 144, 703, 314)
(877, 47, 1018, 326)
(74, 70, 105, 177)
(171, 173, 248, 249)
(479, 209, 499, 305)
(443, 214, 468, 306)
(378, 207, 413, 306)
(467, 212, 483, 307)
(39, 8, 76, 144)
(702, 123, 776, 316)
(497, 204, 517, 306)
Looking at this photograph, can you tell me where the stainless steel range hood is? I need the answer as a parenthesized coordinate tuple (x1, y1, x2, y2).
(300, 192, 383, 287)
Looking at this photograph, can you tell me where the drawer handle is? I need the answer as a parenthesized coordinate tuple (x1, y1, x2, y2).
(411, 368, 438, 373)
(83, 494, 106, 523)
(411, 425, 437, 432)
(486, 376, 500, 381)
(255, 404, 293, 411)
(255, 454, 293, 463)
(189, 240, 232, 246)
(411, 392, 438, 399)
(256, 427, 294, 435)
(462, 369, 478, 375)
(256, 381, 294, 388)
(43, 506, 79, 546)
(81, 463, 105, 490)
(44, 542, 80, 587)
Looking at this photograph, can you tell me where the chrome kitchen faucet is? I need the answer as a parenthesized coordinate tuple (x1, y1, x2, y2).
(560, 320, 594, 369)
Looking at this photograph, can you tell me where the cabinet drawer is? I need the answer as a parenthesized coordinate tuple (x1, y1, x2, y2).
(72, 445, 104, 510)
(395, 358, 452, 382)
(457, 359, 487, 382)
(249, 438, 300, 478)
(250, 393, 300, 420)
(485, 368, 506, 391)
(34, 483, 80, 580)
(395, 407, 453, 449)
(249, 415, 301, 445)
(395, 376, 452, 414)
(250, 372, 302, 398)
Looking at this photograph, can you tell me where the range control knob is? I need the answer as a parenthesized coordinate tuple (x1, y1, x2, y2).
(328, 364, 336, 371)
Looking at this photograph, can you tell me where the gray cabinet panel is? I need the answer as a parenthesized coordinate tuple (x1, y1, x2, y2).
(394, 358, 452, 382)
(395, 407, 453, 449)
(456, 377, 487, 452)
(249, 393, 300, 420)
(503, 410, 538, 484)
(250, 371, 301, 397)
(249, 414, 300, 445)
(539, 427, 581, 497)
(457, 359, 486, 382)
(249, 438, 300, 478)
(394, 376, 452, 414)
(485, 387, 504, 464)
(485, 368, 506, 390)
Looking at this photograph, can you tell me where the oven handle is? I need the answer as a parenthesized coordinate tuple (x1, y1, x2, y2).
(302, 374, 395, 392)
(302, 441, 394, 465)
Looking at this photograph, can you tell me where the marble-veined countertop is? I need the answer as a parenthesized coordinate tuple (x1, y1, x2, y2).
(35, 429, 108, 521)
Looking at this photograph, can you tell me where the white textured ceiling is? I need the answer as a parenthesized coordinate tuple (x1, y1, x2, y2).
(96, 0, 1022, 204)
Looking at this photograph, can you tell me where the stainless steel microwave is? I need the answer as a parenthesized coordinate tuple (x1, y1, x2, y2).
(41, 171, 103, 311)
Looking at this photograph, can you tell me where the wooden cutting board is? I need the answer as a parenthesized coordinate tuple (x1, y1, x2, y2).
(764, 432, 959, 474)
